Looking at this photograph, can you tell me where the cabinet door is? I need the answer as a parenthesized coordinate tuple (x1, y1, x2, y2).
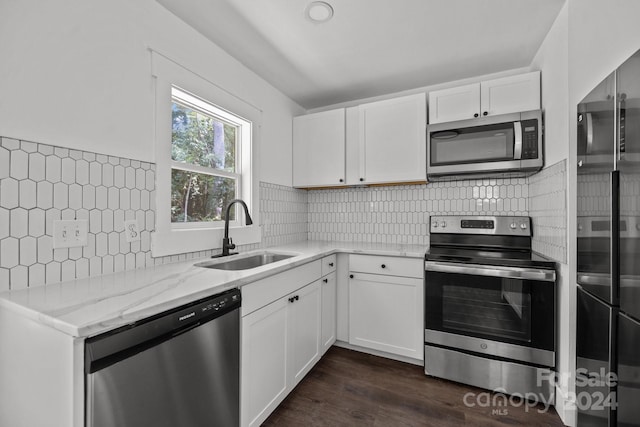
(428, 83, 480, 124)
(357, 93, 426, 184)
(288, 280, 322, 387)
(293, 109, 345, 187)
(480, 71, 540, 117)
(349, 272, 424, 360)
(321, 272, 337, 354)
(241, 298, 289, 427)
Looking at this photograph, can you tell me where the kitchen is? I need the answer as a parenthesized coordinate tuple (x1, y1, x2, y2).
(0, 0, 638, 426)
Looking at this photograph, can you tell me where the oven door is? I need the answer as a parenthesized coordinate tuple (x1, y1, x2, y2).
(425, 261, 556, 367)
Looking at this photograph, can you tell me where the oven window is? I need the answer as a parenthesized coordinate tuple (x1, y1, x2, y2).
(442, 278, 531, 342)
(425, 271, 555, 351)
(430, 123, 514, 166)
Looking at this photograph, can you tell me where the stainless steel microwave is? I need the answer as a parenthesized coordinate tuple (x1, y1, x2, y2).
(427, 110, 543, 180)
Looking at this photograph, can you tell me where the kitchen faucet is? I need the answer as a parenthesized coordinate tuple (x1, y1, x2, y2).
(218, 199, 253, 257)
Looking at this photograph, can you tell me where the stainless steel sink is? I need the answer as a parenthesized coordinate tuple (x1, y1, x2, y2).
(194, 252, 296, 271)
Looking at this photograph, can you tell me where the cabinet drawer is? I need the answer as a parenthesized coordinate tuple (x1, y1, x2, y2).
(321, 255, 337, 276)
(349, 254, 423, 278)
(241, 260, 322, 317)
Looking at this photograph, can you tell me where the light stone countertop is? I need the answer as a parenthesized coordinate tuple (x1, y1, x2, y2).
(0, 240, 427, 338)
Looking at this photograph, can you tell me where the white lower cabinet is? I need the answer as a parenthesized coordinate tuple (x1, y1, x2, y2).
(320, 271, 337, 354)
(348, 255, 424, 361)
(241, 258, 334, 427)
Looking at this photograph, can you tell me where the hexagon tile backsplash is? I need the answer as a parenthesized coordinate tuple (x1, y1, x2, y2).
(0, 135, 567, 291)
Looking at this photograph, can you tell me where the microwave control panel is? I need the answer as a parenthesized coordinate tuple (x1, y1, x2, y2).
(521, 119, 539, 159)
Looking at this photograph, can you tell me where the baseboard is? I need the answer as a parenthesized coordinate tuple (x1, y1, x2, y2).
(333, 340, 423, 366)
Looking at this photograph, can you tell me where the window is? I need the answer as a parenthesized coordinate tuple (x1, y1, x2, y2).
(151, 52, 261, 257)
(170, 87, 249, 226)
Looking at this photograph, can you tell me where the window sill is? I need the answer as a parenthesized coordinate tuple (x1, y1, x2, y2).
(151, 225, 261, 258)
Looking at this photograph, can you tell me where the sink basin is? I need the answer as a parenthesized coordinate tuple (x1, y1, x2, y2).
(195, 252, 296, 271)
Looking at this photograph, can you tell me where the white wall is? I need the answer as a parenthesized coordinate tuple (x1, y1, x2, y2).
(0, 0, 303, 186)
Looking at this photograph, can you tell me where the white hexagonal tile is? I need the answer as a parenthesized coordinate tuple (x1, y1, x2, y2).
(68, 247, 82, 261)
(54, 183, 70, 210)
(28, 152, 46, 182)
(83, 152, 96, 162)
(0, 208, 8, 239)
(37, 236, 53, 264)
(89, 162, 102, 186)
(96, 154, 108, 164)
(28, 209, 45, 237)
(114, 165, 125, 188)
(108, 187, 119, 210)
(44, 209, 61, 236)
(19, 180, 37, 209)
(76, 209, 89, 221)
(114, 210, 125, 232)
(114, 254, 125, 272)
(1, 137, 20, 150)
(36, 181, 53, 209)
(61, 158, 76, 184)
(145, 210, 155, 231)
(76, 159, 89, 185)
(101, 210, 114, 233)
(76, 258, 89, 279)
(83, 185, 96, 210)
(130, 189, 140, 210)
(10, 208, 28, 238)
(61, 209, 75, 220)
(136, 169, 146, 190)
(0, 147, 9, 179)
(89, 257, 102, 277)
(119, 188, 130, 210)
(10, 266, 28, 290)
(83, 233, 96, 258)
(0, 268, 9, 292)
(145, 170, 155, 191)
(125, 167, 135, 189)
(95, 186, 108, 210)
(108, 232, 119, 256)
(68, 184, 82, 209)
(10, 150, 28, 180)
(37, 144, 54, 155)
(108, 156, 119, 166)
(19, 236, 37, 266)
(120, 158, 130, 167)
(0, 238, 19, 268)
(45, 155, 62, 183)
(69, 150, 82, 160)
(46, 261, 61, 284)
(102, 163, 114, 187)
(61, 260, 76, 281)
(0, 178, 19, 208)
(119, 233, 129, 254)
(140, 190, 150, 210)
(89, 209, 102, 234)
(28, 264, 45, 287)
(95, 233, 108, 257)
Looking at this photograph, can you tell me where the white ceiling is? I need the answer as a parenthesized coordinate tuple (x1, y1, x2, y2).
(157, 0, 565, 110)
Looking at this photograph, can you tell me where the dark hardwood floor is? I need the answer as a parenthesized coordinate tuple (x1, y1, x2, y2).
(263, 346, 566, 426)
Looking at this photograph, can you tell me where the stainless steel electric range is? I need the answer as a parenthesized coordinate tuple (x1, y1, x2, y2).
(424, 215, 557, 401)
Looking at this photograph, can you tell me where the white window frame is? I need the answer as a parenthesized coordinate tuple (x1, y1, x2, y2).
(151, 52, 261, 257)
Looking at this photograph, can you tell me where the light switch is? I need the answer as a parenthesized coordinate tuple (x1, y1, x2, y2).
(53, 220, 88, 249)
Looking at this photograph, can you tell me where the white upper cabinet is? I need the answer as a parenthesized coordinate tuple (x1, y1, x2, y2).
(355, 93, 427, 184)
(293, 108, 346, 187)
(428, 71, 540, 124)
(428, 82, 481, 124)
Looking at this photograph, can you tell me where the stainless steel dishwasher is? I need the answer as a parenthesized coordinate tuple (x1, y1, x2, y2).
(85, 288, 241, 427)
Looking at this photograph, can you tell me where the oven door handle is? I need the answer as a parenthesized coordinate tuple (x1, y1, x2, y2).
(425, 261, 556, 282)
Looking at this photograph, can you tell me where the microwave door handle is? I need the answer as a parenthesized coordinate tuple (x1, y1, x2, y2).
(513, 121, 522, 160)
(425, 261, 556, 282)
(586, 112, 593, 155)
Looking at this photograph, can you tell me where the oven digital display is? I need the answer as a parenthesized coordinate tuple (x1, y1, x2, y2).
(461, 220, 495, 229)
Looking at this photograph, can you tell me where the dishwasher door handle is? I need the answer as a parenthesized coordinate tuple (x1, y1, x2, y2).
(425, 261, 556, 282)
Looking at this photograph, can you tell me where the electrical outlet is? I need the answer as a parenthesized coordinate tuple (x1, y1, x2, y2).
(124, 219, 140, 243)
(53, 220, 88, 249)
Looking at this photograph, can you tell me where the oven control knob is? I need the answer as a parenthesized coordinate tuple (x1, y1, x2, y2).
(520, 223, 527, 230)
(510, 222, 517, 229)
(440, 221, 446, 228)
(433, 222, 439, 228)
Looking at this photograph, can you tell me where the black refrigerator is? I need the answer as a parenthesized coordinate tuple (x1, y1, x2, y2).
(576, 49, 640, 427)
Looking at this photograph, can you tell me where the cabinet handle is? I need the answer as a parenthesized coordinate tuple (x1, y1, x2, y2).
(339, 178, 344, 183)
(381, 264, 386, 269)
(474, 113, 479, 118)
(483, 111, 488, 116)
(323, 278, 328, 283)
(288, 297, 294, 303)
(349, 274, 354, 279)
(295, 295, 299, 301)
(329, 262, 334, 267)
(359, 178, 364, 182)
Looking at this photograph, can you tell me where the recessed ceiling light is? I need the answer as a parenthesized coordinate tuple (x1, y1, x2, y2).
(305, 1, 334, 23)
